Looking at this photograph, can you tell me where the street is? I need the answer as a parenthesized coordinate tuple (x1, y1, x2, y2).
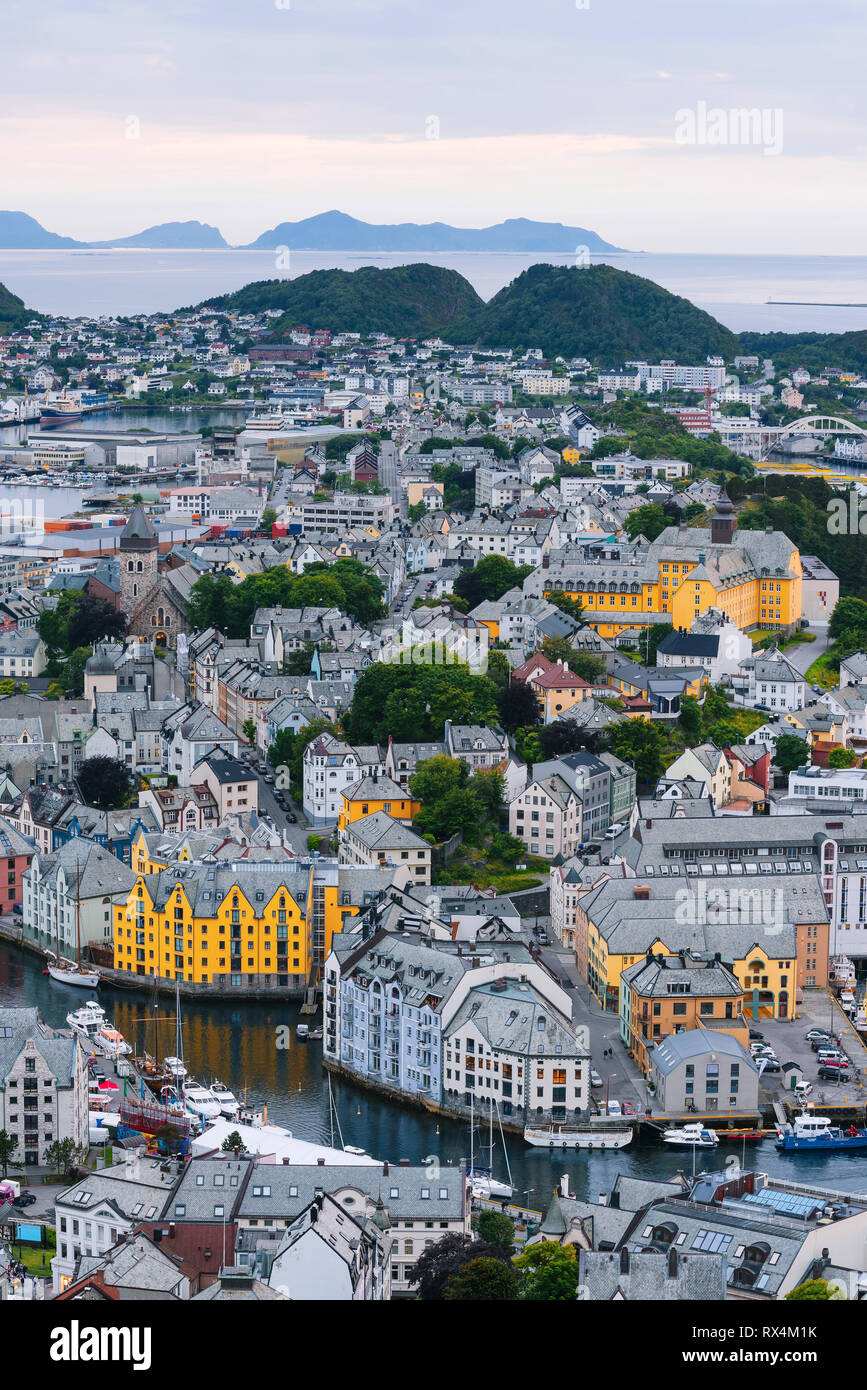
(785, 621, 830, 678)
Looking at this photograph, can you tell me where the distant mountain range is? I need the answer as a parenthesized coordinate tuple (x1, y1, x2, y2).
(0, 209, 622, 253)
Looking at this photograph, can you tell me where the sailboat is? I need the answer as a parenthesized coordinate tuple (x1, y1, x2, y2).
(466, 1095, 514, 1200)
(44, 856, 99, 988)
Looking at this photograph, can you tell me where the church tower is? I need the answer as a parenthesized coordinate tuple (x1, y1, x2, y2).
(710, 491, 737, 546)
(118, 504, 158, 617)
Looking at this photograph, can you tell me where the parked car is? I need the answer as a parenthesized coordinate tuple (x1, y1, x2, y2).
(748, 1028, 764, 1041)
(794, 1082, 813, 1099)
(590, 1070, 603, 1089)
(816, 1048, 847, 1063)
(606, 1100, 622, 1117)
(759, 1059, 781, 1073)
(287, 813, 297, 823)
(13, 1192, 36, 1209)
(806, 1028, 834, 1043)
(812, 1037, 840, 1051)
(818, 1062, 851, 1080)
(622, 1100, 636, 1116)
(604, 822, 626, 840)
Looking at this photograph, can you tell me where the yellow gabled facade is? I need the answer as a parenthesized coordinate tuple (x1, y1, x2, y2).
(114, 870, 315, 988)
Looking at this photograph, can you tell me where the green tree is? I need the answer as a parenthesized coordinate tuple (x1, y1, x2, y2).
(77, 755, 134, 810)
(773, 734, 809, 775)
(44, 1136, 85, 1178)
(678, 695, 703, 741)
(828, 747, 857, 768)
(408, 501, 426, 523)
(344, 664, 499, 745)
(471, 768, 504, 821)
(407, 1232, 513, 1300)
(443, 1256, 518, 1301)
(241, 719, 257, 745)
(453, 556, 533, 608)
(410, 756, 483, 841)
(475, 1212, 514, 1256)
(220, 1131, 249, 1154)
(0, 1128, 17, 1178)
(514, 1241, 581, 1300)
(624, 503, 669, 543)
(605, 717, 667, 783)
(829, 596, 867, 643)
(65, 646, 93, 697)
(260, 508, 278, 533)
(785, 1278, 834, 1301)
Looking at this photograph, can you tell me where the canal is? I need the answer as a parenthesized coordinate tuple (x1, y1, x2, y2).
(4, 941, 867, 1206)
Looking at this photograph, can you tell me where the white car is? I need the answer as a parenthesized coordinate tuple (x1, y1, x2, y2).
(590, 1069, 603, 1089)
(605, 822, 627, 840)
(606, 1100, 622, 1117)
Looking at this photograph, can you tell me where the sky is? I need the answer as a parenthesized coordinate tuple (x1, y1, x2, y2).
(3, 0, 866, 253)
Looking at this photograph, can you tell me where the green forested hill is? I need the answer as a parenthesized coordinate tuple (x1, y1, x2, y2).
(196, 263, 485, 339)
(445, 263, 740, 360)
(0, 281, 39, 332)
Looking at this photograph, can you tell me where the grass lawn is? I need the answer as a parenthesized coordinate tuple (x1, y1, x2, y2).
(806, 654, 839, 689)
(12, 1226, 55, 1275)
(435, 846, 548, 893)
(779, 631, 816, 651)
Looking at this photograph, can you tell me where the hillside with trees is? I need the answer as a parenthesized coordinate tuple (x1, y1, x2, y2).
(445, 263, 740, 361)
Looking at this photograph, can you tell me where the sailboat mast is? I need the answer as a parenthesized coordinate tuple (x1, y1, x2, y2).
(469, 1092, 474, 1174)
(75, 856, 82, 972)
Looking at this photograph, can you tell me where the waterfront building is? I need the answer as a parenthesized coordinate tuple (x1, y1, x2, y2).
(648, 1028, 759, 1114)
(0, 1006, 88, 1172)
(22, 838, 137, 955)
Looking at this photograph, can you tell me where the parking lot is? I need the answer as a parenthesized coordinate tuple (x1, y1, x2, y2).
(748, 989, 867, 1108)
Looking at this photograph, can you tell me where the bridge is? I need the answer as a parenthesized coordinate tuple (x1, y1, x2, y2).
(759, 414, 867, 461)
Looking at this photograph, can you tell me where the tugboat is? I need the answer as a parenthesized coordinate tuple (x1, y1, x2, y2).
(661, 1122, 720, 1150)
(776, 1111, 867, 1152)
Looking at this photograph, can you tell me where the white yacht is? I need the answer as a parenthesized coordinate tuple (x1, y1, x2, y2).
(163, 1055, 188, 1080)
(661, 1122, 719, 1150)
(66, 1000, 106, 1048)
(210, 1080, 240, 1118)
(242, 412, 291, 435)
(96, 1023, 132, 1059)
(182, 1079, 222, 1120)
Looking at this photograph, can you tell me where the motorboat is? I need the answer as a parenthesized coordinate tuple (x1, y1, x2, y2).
(296, 1024, 309, 1039)
(210, 1080, 240, 1118)
(66, 1000, 106, 1047)
(776, 1111, 867, 1152)
(830, 955, 857, 987)
(163, 1055, 188, 1080)
(661, 1122, 720, 1150)
(523, 1122, 633, 1150)
(182, 1079, 222, 1120)
(96, 1024, 132, 1059)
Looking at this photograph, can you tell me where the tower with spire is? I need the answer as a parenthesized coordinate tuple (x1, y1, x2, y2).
(119, 503, 159, 617)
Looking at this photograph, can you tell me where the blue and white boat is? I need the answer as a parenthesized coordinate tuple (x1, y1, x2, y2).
(776, 1112, 867, 1152)
(662, 1122, 719, 1150)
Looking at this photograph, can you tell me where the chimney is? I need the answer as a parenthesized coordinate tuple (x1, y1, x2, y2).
(620, 1247, 630, 1275)
(382, 1162, 389, 1176)
(609, 1190, 620, 1209)
(633, 885, 650, 900)
(317, 1157, 325, 1166)
(560, 1174, 570, 1198)
(668, 1247, 679, 1279)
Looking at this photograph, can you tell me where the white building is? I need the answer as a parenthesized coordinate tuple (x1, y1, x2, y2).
(0, 1007, 88, 1171)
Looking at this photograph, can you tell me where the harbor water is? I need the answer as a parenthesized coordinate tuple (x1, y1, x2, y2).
(5, 942, 867, 1206)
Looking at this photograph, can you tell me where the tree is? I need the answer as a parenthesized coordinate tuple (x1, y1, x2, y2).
(624, 503, 669, 542)
(241, 720, 256, 745)
(67, 596, 126, 649)
(407, 501, 426, 523)
(471, 768, 504, 820)
(220, 1131, 248, 1154)
(678, 695, 703, 741)
(407, 1232, 512, 1300)
(829, 596, 867, 643)
(475, 1209, 515, 1252)
(773, 733, 809, 775)
(65, 647, 93, 697)
(545, 589, 586, 622)
(44, 1137, 85, 1178)
(0, 1128, 17, 1178)
(77, 755, 134, 810)
(443, 1256, 518, 1301)
(498, 681, 542, 733)
(538, 719, 592, 758)
(260, 508, 278, 534)
(605, 717, 667, 783)
(485, 649, 512, 691)
(828, 746, 857, 768)
(410, 756, 483, 841)
(453, 556, 533, 608)
(514, 1240, 581, 1300)
(344, 664, 499, 745)
(785, 1278, 834, 1301)
(645, 623, 674, 664)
